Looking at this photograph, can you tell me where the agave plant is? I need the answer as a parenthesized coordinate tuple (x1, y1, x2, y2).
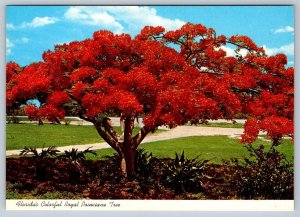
(162, 150, 209, 194)
(134, 148, 154, 176)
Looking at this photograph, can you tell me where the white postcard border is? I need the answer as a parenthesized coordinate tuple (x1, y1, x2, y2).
(1, 1, 299, 217)
(6, 200, 294, 211)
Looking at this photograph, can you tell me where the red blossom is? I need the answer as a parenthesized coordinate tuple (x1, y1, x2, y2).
(70, 67, 98, 82)
(241, 118, 260, 144)
(25, 104, 65, 122)
(136, 26, 165, 40)
(118, 93, 143, 116)
(229, 35, 264, 53)
(6, 61, 21, 82)
(47, 91, 70, 107)
(25, 105, 41, 121)
(39, 105, 65, 121)
(93, 79, 112, 94)
(72, 82, 87, 100)
(260, 116, 293, 140)
(6, 22, 294, 145)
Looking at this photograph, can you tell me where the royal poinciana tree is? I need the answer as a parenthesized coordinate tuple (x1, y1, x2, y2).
(6, 23, 294, 177)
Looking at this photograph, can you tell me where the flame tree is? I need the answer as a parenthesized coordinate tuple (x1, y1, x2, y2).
(6, 23, 294, 177)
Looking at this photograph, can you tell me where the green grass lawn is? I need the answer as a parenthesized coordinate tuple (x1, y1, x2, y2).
(6, 124, 104, 150)
(197, 122, 244, 128)
(86, 136, 293, 164)
(6, 124, 147, 150)
(7, 123, 293, 164)
(6, 123, 165, 150)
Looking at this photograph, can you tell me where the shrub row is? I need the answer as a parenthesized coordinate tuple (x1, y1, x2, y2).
(127, 146, 293, 199)
(9, 144, 293, 199)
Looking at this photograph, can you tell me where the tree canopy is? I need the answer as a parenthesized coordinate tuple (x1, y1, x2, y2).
(6, 23, 294, 176)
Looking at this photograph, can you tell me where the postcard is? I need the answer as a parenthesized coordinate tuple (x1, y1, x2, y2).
(5, 5, 294, 211)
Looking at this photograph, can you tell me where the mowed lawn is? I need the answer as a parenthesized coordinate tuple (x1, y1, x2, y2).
(6, 124, 293, 164)
(6, 124, 162, 150)
(198, 122, 244, 128)
(7, 124, 105, 150)
(86, 136, 293, 163)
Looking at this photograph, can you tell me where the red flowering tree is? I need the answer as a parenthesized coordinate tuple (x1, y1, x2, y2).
(6, 62, 23, 115)
(139, 23, 294, 146)
(6, 23, 294, 177)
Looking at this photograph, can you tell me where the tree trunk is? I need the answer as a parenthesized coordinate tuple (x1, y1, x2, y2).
(120, 148, 136, 179)
(120, 114, 125, 141)
(272, 137, 281, 146)
(93, 117, 151, 179)
(38, 119, 44, 125)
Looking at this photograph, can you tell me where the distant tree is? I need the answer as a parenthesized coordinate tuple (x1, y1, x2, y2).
(6, 23, 293, 177)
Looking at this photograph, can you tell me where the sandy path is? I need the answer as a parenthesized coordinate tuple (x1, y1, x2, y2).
(6, 126, 246, 156)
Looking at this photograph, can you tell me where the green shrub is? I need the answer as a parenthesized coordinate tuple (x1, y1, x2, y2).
(20, 146, 60, 158)
(62, 147, 97, 162)
(162, 151, 209, 194)
(60, 147, 97, 182)
(134, 148, 155, 178)
(7, 116, 20, 124)
(19, 146, 60, 181)
(228, 144, 293, 199)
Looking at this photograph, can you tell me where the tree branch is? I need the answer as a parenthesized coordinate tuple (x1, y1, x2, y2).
(195, 65, 224, 75)
(78, 114, 93, 123)
(124, 115, 135, 147)
(102, 118, 120, 142)
(94, 123, 122, 154)
(132, 126, 151, 149)
(231, 86, 262, 95)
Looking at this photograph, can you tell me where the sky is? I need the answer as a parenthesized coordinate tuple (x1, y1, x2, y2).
(6, 6, 294, 67)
